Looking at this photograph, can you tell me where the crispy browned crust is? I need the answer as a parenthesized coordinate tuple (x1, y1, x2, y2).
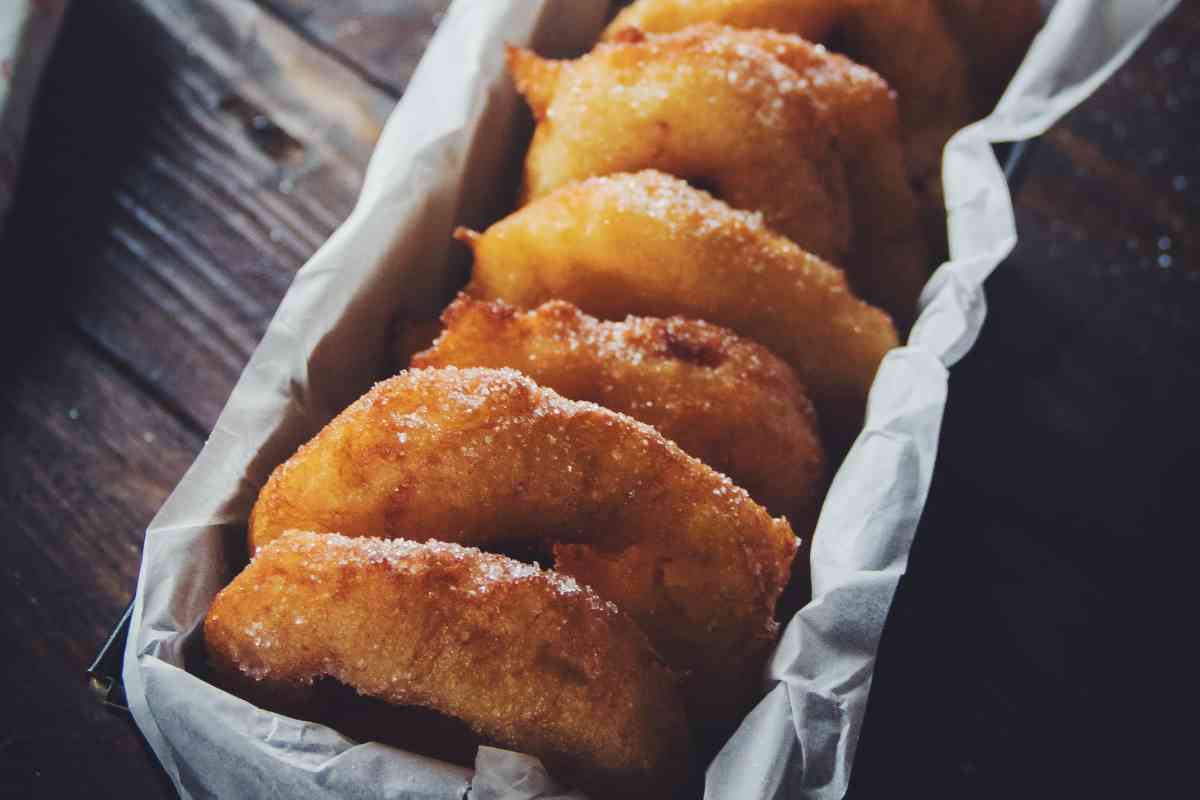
(507, 44, 561, 119)
(507, 28, 852, 265)
(248, 366, 798, 730)
(934, 0, 1042, 107)
(412, 295, 826, 528)
(461, 170, 897, 456)
(601, 2, 975, 252)
(205, 532, 693, 798)
(692, 24, 929, 325)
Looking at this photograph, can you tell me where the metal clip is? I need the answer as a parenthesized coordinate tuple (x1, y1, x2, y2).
(87, 601, 133, 712)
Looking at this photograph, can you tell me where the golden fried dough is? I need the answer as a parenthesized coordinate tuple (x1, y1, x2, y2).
(603, 2, 975, 204)
(460, 171, 897, 455)
(692, 24, 928, 324)
(249, 367, 798, 730)
(205, 532, 692, 798)
(934, 0, 1042, 107)
(508, 28, 851, 264)
(412, 296, 826, 527)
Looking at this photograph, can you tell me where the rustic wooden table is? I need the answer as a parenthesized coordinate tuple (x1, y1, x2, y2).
(0, 2, 1194, 797)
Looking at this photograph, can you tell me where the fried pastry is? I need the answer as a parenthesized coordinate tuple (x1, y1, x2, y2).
(508, 27, 851, 264)
(934, 0, 1042, 108)
(688, 23, 928, 323)
(603, 0, 975, 207)
(205, 532, 692, 799)
(460, 170, 897, 455)
(412, 296, 826, 527)
(248, 367, 799, 731)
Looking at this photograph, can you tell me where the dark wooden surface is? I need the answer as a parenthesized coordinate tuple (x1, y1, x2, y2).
(0, 2, 1194, 797)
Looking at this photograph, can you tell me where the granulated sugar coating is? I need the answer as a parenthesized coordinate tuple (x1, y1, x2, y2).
(708, 24, 930, 325)
(248, 366, 798, 732)
(413, 295, 827, 528)
(461, 171, 898, 456)
(602, 1, 977, 197)
(205, 532, 691, 799)
(507, 26, 852, 263)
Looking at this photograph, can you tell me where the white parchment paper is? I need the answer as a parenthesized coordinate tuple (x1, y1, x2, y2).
(122, 1, 1180, 798)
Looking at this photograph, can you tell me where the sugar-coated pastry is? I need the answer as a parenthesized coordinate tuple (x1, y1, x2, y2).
(248, 367, 799, 731)
(686, 24, 929, 323)
(508, 28, 852, 264)
(412, 296, 827, 527)
(205, 532, 693, 799)
(603, 0, 975, 210)
(460, 171, 897, 455)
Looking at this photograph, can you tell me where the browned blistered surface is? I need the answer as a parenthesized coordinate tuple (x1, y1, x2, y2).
(933, 0, 1044, 107)
(413, 296, 827, 527)
(249, 366, 798, 730)
(509, 28, 852, 265)
(701, 24, 929, 325)
(462, 170, 898, 455)
(205, 532, 692, 799)
(602, 0, 977, 202)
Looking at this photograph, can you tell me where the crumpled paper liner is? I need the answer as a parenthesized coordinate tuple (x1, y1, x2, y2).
(122, 1, 1181, 798)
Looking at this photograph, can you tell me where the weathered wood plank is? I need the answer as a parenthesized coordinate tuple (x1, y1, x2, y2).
(257, 0, 451, 94)
(1, 0, 394, 432)
(0, 5, 396, 789)
(0, 326, 202, 799)
(144, 0, 397, 164)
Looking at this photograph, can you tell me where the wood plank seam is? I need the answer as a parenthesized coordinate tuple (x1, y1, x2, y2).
(250, 0, 407, 101)
(63, 316, 211, 441)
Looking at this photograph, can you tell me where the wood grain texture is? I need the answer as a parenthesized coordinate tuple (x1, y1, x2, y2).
(2, 0, 395, 433)
(142, 0, 398, 166)
(0, 0, 396, 795)
(258, 0, 451, 94)
(0, 328, 200, 799)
